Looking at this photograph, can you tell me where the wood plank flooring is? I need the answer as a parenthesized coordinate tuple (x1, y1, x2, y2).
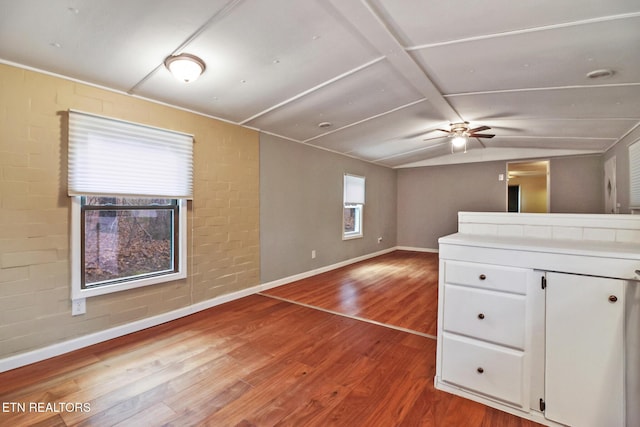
(0, 251, 542, 426)
(262, 250, 440, 337)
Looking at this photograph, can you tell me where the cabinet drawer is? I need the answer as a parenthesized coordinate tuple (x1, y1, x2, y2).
(444, 261, 527, 294)
(443, 285, 526, 349)
(441, 333, 525, 408)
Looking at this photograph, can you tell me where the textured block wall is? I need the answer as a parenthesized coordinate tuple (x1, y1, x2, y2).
(0, 63, 260, 359)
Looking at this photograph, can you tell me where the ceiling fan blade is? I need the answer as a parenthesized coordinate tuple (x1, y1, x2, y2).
(468, 125, 491, 133)
(470, 133, 495, 139)
(436, 129, 450, 133)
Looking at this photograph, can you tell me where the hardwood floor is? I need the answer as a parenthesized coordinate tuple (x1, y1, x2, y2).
(262, 250, 440, 337)
(0, 251, 542, 426)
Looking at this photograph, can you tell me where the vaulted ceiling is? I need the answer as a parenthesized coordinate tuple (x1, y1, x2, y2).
(1, 0, 639, 168)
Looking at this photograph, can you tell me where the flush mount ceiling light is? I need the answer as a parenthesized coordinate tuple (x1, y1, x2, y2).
(586, 68, 614, 79)
(164, 53, 206, 83)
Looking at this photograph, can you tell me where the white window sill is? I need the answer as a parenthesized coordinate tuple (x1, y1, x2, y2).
(342, 233, 363, 240)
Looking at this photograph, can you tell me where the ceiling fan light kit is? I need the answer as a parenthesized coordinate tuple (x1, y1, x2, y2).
(450, 135, 468, 153)
(438, 121, 495, 153)
(451, 134, 467, 148)
(164, 53, 206, 83)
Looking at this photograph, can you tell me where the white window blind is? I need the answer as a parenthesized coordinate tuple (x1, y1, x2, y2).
(344, 174, 365, 204)
(630, 139, 640, 208)
(68, 110, 193, 198)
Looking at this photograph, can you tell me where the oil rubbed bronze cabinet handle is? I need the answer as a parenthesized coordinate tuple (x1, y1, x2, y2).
(478, 313, 485, 320)
(477, 367, 484, 374)
(609, 295, 618, 303)
(479, 274, 487, 280)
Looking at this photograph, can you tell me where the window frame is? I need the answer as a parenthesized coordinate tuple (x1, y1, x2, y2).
(71, 196, 187, 300)
(343, 203, 364, 240)
(343, 173, 365, 240)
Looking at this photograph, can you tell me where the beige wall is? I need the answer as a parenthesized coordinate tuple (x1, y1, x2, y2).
(0, 63, 259, 359)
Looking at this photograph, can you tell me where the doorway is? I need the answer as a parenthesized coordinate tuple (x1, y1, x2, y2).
(508, 185, 520, 212)
(506, 160, 549, 213)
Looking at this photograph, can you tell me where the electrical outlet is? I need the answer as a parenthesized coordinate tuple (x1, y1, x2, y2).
(72, 298, 86, 316)
(311, 250, 316, 259)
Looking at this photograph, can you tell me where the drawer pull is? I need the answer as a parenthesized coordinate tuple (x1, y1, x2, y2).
(479, 274, 487, 280)
(635, 269, 640, 276)
(477, 367, 484, 374)
(477, 313, 485, 320)
(609, 295, 618, 303)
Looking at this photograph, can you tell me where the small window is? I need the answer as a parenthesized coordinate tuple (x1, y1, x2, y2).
(343, 174, 365, 240)
(81, 197, 179, 289)
(343, 204, 363, 238)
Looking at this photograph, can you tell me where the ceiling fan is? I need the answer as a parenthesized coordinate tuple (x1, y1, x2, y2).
(433, 121, 495, 152)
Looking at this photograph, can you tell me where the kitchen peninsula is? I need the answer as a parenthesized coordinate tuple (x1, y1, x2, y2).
(436, 212, 640, 427)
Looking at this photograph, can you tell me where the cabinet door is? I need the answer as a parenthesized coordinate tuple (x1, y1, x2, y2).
(545, 272, 624, 427)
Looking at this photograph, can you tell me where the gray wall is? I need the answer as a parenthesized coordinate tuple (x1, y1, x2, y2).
(397, 161, 507, 249)
(604, 126, 640, 214)
(397, 155, 606, 250)
(262, 130, 610, 273)
(260, 133, 397, 283)
(549, 155, 604, 213)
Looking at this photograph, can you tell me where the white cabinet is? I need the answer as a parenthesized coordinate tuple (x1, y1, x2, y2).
(439, 261, 533, 410)
(436, 218, 640, 427)
(545, 272, 625, 427)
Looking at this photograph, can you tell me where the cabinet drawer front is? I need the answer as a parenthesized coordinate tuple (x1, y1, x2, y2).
(443, 285, 526, 349)
(441, 334, 525, 408)
(445, 261, 527, 294)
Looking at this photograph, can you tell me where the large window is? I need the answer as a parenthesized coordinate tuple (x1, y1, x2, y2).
(69, 111, 192, 299)
(81, 197, 179, 288)
(343, 173, 365, 239)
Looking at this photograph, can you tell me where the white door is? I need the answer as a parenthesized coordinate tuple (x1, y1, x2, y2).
(545, 272, 625, 427)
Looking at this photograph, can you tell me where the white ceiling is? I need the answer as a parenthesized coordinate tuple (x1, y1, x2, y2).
(1, 0, 639, 168)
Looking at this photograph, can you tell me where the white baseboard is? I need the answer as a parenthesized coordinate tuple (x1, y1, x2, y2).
(259, 246, 397, 291)
(0, 245, 431, 374)
(0, 285, 262, 374)
(396, 246, 439, 253)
